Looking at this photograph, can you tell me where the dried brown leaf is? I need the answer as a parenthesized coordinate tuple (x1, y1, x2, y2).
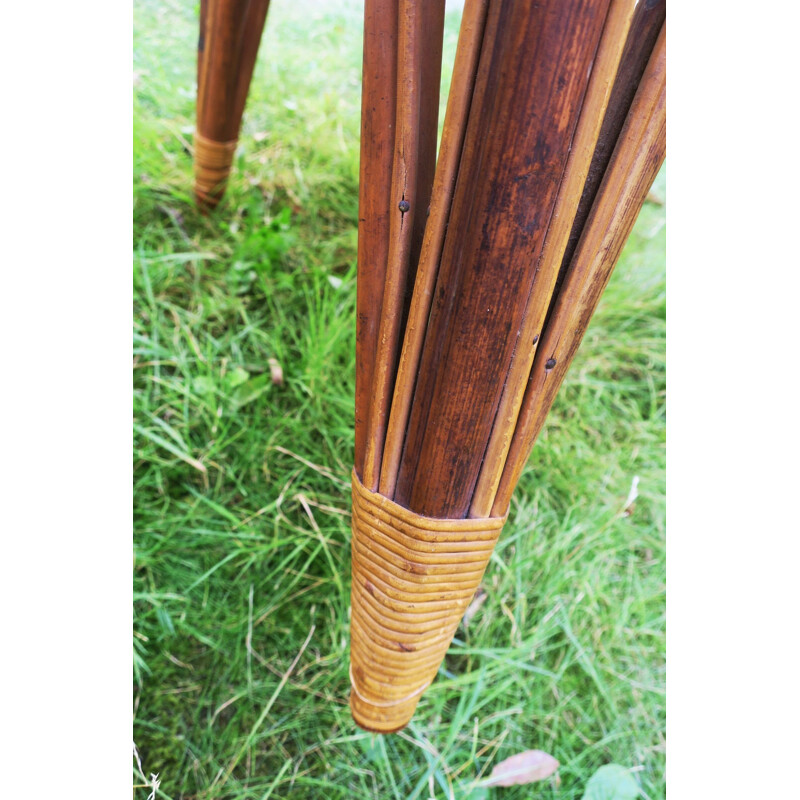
(462, 586, 487, 628)
(485, 750, 559, 788)
(268, 357, 284, 386)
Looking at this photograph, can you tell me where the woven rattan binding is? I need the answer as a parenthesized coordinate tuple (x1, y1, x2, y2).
(349, 470, 507, 732)
(193, 132, 238, 207)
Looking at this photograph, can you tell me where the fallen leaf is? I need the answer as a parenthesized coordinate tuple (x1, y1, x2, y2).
(268, 357, 284, 386)
(485, 750, 559, 787)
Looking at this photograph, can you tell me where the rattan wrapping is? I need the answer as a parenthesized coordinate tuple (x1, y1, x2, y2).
(193, 132, 238, 207)
(349, 470, 506, 732)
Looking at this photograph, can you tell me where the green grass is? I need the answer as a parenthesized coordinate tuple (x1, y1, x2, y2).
(133, 1, 666, 797)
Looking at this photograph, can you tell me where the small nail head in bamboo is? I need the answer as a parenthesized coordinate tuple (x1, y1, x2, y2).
(349, 469, 506, 733)
(194, 132, 238, 207)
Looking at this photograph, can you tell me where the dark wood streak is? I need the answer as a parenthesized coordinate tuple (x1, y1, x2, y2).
(549, 0, 666, 310)
(394, 0, 611, 518)
(493, 23, 667, 515)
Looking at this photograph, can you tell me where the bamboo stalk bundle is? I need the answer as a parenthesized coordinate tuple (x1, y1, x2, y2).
(551, 0, 666, 305)
(494, 23, 666, 513)
(194, 0, 270, 209)
(351, 0, 666, 733)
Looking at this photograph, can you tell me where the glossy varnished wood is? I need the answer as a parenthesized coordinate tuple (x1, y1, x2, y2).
(349, 2, 666, 734)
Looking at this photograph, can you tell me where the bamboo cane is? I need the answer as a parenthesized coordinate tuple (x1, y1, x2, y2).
(354, 0, 398, 479)
(350, 2, 665, 735)
(408, 2, 446, 283)
(469, 0, 636, 518)
(492, 23, 667, 515)
(393, 0, 612, 518)
(361, 0, 446, 491)
(194, 0, 270, 209)
(379, 0, 490, 499)
(553, 0, 666, 305)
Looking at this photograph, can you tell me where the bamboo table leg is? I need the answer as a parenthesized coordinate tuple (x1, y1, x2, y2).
(350, 0, 665, 733)
(195, 0, 270, 209)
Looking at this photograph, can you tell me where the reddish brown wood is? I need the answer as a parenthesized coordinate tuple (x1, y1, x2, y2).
(394, 0, 612, 518)
(402, 0, 446, 336)
(349, 1, 666, 736)
(493, 23, 667, 515)
(354, 0, 399, 480)
(380, 0, 490, 499)
(232, 1, 271, 126)
(195, 0, 270, 207)
(361, 0, 447, 491)
(551, 0, 666, 303)
(470, 0, 636, 518)
(197, 0, 270, 141)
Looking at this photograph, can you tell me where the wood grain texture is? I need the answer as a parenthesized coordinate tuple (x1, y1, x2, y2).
(380, 0, 490, 499)
(551, 0, 666, 305)
(394, 0, 612, 518)
(493, 23, 667, 515)
(354, 0, 398, 479)
(407, 1, 446, 299)
(469, 0, 636, 517)
(362, 0, 446, 491)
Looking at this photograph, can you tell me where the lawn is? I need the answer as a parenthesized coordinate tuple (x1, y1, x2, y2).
(133, 1, 666, 797)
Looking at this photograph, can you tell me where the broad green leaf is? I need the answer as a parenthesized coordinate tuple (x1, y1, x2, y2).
(230, 373, 271, 408)
(581, 764, 640, 800)
(356, 734, 381, 764)
(226, 367, 250, 388)
(192, 375, 217, 395)
(155, 607, 175, 637)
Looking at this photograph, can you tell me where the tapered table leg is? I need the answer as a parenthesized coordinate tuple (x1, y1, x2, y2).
(347, 0, 665, 734)
(195, 0, 270, 209)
